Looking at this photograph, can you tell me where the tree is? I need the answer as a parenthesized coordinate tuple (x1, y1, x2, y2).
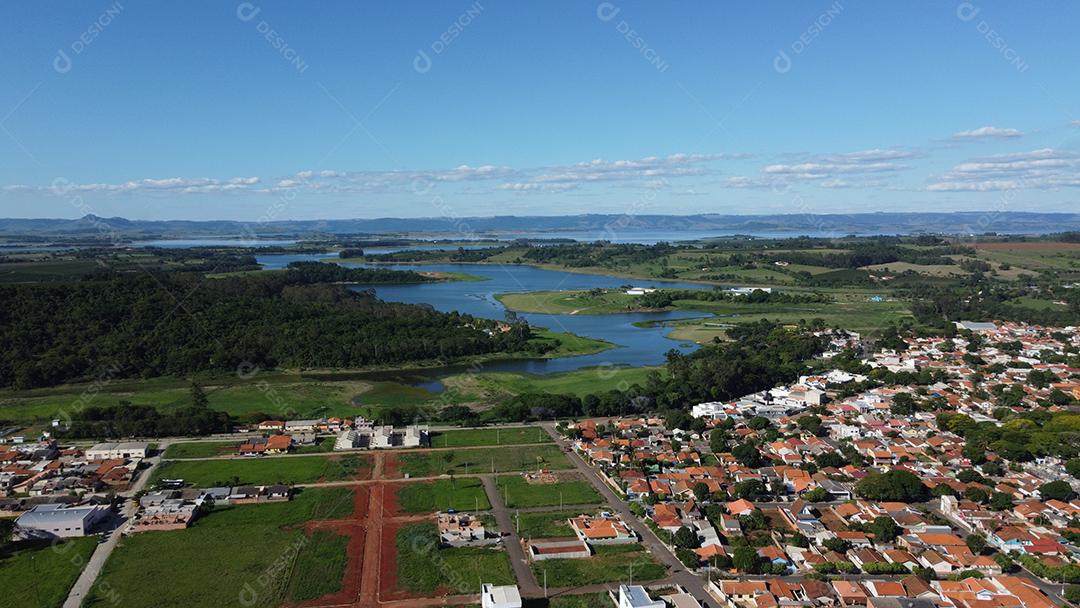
(1040, 480, 1075, 502)
(966, 533, 987, 555)
(732, 443, 766, 468)
(709, 430, 728, 454)
(964, 487, 988, 503)
(747, 416, 770, 430)
(989, 491, 1014, 511)
(1067, 458, 1080, 479)
(855, 470, 930, 502)
(674, 526, 700, 549)
(797, 415, 823, 436)
(869, 516, 900, 543)
(692, 482, 710, 503)
(190, 382, 209, 408)
(803, 487, 830, 502)
(891, 392, 917, 416)
(823, 537, 852, 553)
(790, 532, 810, 548)
(735, 479, 766, 500)
(733, 545, 763, 574)
(676, 547, 701, 568)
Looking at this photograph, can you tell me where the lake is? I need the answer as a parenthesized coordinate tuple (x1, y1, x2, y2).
(256, 253, 712, 382)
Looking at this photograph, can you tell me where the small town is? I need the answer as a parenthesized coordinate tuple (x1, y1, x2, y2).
(1, 319, 1077, 608)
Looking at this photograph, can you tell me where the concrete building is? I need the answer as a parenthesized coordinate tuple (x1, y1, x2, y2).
(527, 538, 591, 560)
(618, 585, 665, 608)
(85, 441, 149, 460)
(481, 584, 521, 608)
(15, 503, 107, 538)
(335, 424, 429, 450)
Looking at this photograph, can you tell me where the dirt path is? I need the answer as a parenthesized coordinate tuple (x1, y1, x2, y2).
(481, 476, 541, 596)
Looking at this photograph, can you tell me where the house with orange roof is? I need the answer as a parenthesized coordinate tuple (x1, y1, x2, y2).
(569, 514, 636, 544)
(726, 498, 755, 517)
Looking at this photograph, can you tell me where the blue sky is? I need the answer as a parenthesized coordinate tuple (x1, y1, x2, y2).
(1, 1, 1078, 220)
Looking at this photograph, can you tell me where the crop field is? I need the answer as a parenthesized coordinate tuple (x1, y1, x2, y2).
(529, 543, 666, 587)
(84, 488, 354, 608)
(494, 474, 603, 508)
(151, 453, 370, 487)
(396, 444, 572, 478)
(395, 478, 492, 513)
(0, 537, 97, 608)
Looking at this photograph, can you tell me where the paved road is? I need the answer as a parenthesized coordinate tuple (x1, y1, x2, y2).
(482, 476, 542, 596)
(540, 423, 719, 604)
(63, 439, 171, 608)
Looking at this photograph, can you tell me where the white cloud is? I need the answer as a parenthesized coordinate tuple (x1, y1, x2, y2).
(926, 148, 1080, 191)
(759, 148, 917, 182)
(951, 126, 1024, 140)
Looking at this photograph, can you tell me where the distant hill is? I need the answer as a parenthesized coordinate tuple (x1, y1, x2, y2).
(0, 212, 1078, 240)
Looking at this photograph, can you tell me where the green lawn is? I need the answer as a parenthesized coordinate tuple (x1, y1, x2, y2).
(0, 537, 98, 608)
(396, 478, 491, 513)
(550, 592, 616, 608)
(515, 510, 590, 539)
(495, 474, 603, 508)
(429, 427, 552, 448)
(151, 454, 369, 487)
(285, 530, 351, 603)
(164, 440, 239, 459)
(442, 366, 662, 399)
(84, 488, 355, 608)
(497, 290, 649, 315)
(398, 445, 572, 478)
(529, 544, 666, 587)
(395, 523, 514, 594)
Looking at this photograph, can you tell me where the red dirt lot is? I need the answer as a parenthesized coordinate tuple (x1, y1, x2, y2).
(290, 486, 371, 608)
(382, 453, 402, 479)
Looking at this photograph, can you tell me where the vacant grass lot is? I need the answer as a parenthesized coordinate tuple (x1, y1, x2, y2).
(152, 454, 369, 487)
(429, 426, 552, 448)
(285, 530, 351, 603)
(550, 592, 616, 608)
(441, 366, 662, 399)
(495, 474, 602, 508)
(398, 445, 572, 478)
(396, 523, 514, 594)
(84, 488, 354, 608)
(0, 536, 97, 608)
(529, 544, 666, 587)
(163, 440, 240, 459)
(515, 510, 591, 539)
(396, 478, 491, 513)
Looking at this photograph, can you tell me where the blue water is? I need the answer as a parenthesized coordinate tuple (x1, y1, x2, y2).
(133, 239, 298, 248)
(255, 253, 711, 379)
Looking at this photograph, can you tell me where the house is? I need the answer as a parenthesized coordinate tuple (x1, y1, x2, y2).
(618, 585, 665, 608)
(527, 539, 591, 560)
(85, 442, 149, 460)
(15, 503, 107, 539)
(711, 581, 768, 605)
(437, 511, 487, 544)
(131, 499, 199, 532)
(264, 434, 292, 454)
(727, 498, 756, 517)
(481, 584, 521, 608)
(569, 514, 637, 544)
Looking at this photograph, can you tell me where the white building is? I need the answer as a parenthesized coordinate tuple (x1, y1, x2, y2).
(85, 441, 149, 460)
(15, 503, 107, 539)
(481, 584, 521, 608)
(690, 401, 728, 419)
(335, 424, 429, 450)
(618, 585, 665, 608)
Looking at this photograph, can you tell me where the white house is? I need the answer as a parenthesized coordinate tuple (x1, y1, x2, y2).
(85, 441, 149, 460)
(619, 585, 665, 608)
(481, 584, 521, 608)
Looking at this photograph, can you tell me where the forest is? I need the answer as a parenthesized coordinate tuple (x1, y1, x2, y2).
(0, 263, 536, 389)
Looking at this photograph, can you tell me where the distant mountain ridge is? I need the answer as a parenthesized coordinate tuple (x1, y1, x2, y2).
(0, 212, 1077, 239)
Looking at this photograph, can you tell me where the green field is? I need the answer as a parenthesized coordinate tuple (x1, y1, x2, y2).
(442, 366, 662, 399)
(84, 488, 354, 608)
(397, 445, 572, 478)
(285, 530, 351, 603)
(550, 592, 616, 608)
(0, 537, 98, 608)
(430, 426, 552, 447)
(151, 453, 369, 487)
(395, 523, 514, 594)
(515, 510, 591, 539)
(497, 290, 650, 315)
(495, 474, 603, 508)
(396, 478, 491, 513)
(529, 544, 666, 587)
(164, 440, 240, 459)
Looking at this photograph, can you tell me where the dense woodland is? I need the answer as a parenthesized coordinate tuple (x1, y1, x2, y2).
(0, 263, 537, 389)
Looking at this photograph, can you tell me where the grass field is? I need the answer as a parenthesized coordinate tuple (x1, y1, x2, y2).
(151, 453, 369, 487)
(397, 445, 572, 478)
(515, 510, 591, 539)
(429, 427, 552, 447)
(396, 478, 491, 513)
(163, 440, 240, 459)
(550, 592, 616, 608)
(529, 544, 666, 587)
(395, 523, 514, 594)
(285, 530, 350, 603)
(84, 488, 354, 608)
(497, 290, 655, 315)
(441, 366, 662, 399)
(495, 474, 602, 508)
(0, 537, 98, 608)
